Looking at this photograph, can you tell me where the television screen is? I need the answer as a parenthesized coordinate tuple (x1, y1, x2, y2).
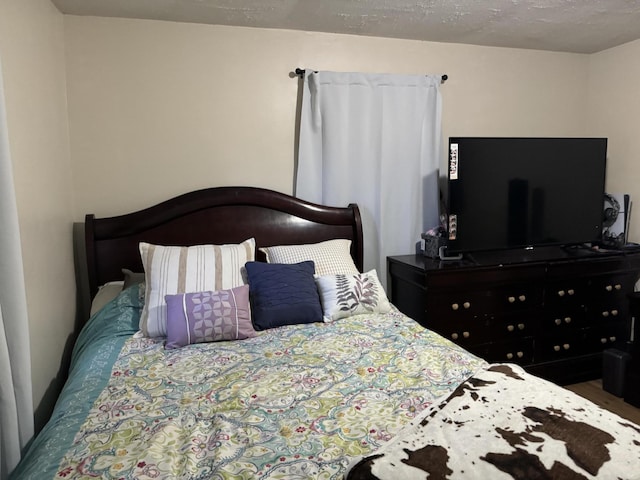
(446, 137, 607, 255)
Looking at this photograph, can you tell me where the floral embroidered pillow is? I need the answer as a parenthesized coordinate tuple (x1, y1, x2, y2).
(315, 269, 392, 322)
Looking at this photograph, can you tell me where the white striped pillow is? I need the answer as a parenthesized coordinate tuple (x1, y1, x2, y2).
(139, 238, 255, 337)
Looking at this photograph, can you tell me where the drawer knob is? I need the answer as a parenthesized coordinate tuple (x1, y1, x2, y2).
(601, 337, 608, 344)
(451, 332, 459, 340)
(610, 336, 617, 342)
(568, 289, 575, 296)
(508, 296, 516, 303)
(611, 309, 619, 316)
(555, 318, 562, 325)
(615, 284, 622, 290)
(558, 290, 565, 297)
(451, 303, 459, 311)
(554, 345, 561, 352)
(518, 323, 525, 330)
(462, 331, 470, 338)
(563, 343, 570, 350)
(606, 285, 613, 291)
(602, 311, 610, 317)
(564, 317, 572, 324)
(463, 302, 471, 309)
(507, 353, 514, 360)
(517, 351, 524, 358)
(507, 325, 515, 332)
(518, 295, 526, 302)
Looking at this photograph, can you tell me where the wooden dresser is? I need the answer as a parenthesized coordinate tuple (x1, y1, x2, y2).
(387, 248, 640, 385)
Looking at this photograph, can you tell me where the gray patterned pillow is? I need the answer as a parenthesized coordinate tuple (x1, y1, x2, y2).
(121, 268, 145, 289)
(315, 269, 392, 322)
(164, 285, 256, 349)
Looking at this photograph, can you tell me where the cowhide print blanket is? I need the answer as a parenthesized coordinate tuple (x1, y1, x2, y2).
(346, 364, 640, 480)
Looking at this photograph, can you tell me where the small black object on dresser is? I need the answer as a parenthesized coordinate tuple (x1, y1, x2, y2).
(388, 249, 640, 385)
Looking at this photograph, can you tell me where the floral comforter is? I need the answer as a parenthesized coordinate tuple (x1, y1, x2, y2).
(13, 286, 486, 480)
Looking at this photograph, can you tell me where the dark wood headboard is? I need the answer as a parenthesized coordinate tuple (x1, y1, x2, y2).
(85, 186, 363, 299)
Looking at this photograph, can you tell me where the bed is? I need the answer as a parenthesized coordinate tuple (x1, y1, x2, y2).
(11, 186, 640, 480)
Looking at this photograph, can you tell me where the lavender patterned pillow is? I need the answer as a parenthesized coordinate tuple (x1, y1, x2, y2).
(164, 285, 256, 349)
(315, 269, 392, 322)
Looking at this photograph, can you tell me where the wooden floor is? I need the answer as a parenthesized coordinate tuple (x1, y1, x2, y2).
(565, 379, 640, 425)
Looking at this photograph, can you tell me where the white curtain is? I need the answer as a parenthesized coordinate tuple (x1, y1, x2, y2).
(0, 57, 33, 478)
(296, 70, 443, 288)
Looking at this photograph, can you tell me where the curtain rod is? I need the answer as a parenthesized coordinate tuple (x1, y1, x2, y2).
(294, 68, 448, 83)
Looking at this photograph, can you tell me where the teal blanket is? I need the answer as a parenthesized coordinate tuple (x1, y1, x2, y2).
(11, 285, 142, 480)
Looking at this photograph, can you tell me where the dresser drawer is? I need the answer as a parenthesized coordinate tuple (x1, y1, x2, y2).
(426, 315, 492, 346)
(589, 272, 633, 300)
(493, 283, 544, 312)
(426, 289, 492, 319)
(428, 309, 537, 348)
(491, 311, 538, 339)
(426, 283, 543, 318)
(588, 304, 626, 324)
(474, 337, 534, 365)
(584, 324, 630, 352)
(536, 331, 588, 362)
(544, 278, 588, 309)
(542, 307, 587, 331)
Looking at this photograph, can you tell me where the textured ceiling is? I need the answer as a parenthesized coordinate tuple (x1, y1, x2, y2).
(51, 0, 640, 54)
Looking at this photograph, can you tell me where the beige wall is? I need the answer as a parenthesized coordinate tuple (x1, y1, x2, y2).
(64, 16, 591, 219)
(0, 0, 75, 427)
(587, 39, 640, 243)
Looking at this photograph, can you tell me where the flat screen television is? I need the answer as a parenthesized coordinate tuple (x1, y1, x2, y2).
(446, 137, 607, 257)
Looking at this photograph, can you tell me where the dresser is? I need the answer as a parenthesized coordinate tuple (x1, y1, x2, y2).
(387, 249, 640, 385)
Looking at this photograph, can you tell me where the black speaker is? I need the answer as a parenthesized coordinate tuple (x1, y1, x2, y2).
(603, 348, 631, 397)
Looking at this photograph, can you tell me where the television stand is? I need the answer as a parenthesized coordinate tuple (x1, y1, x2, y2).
(387, 250, 640, 385)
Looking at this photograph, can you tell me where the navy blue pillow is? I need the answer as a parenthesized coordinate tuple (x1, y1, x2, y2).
(245, 260, 323, 330)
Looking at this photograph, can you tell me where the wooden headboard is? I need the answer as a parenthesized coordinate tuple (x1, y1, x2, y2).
(85, 186, 363, 299)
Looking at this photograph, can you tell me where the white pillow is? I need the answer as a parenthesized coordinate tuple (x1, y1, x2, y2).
(260, 239, 358, 276)
(90, 281, 124, 317)
(139, 238, 255, 337)
(315, 269, 392, 322)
